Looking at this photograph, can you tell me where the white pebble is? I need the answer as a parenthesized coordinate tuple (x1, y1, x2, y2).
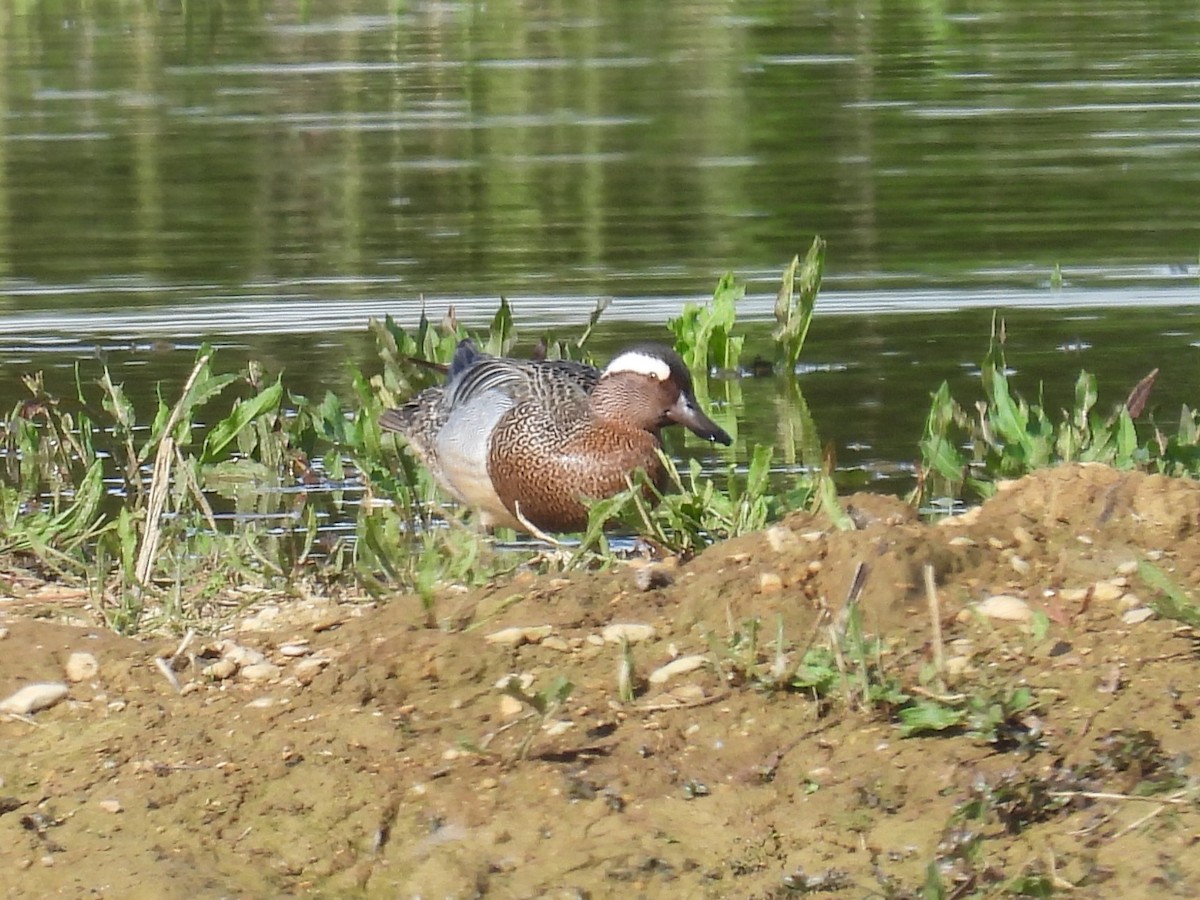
(0, 682, 69, 715)
(648, 655, 708, 685)
(202, 659, 237, 681)
(1121, 608, 1155, 625)
(484, 626, 553, 646)
(601, 623, 656, 644)
(65, 652, 99, 683)
(966, 595, 1033, 623)
(239, 662, 281, 683)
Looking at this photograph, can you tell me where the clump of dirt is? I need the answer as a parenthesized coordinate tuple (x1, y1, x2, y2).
(2, 464, 1199, 897)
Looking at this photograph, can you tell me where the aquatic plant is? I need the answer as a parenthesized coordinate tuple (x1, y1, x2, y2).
(0, 249, 831, 633)
(915, 316, 1200, 506)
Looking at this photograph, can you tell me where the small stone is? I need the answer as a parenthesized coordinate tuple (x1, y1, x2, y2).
(65, 652, 99, 683)
(494, 673, 535, 692)
(1091, 581, 1124, 603)
(221, 643, 266, 667)
(1009, 556, 1031, 576)
(278, 642, 310, 658)
(1059, 587, 1089, 603)
(294, 658, 329, 685)
(0, 682, 69, 715)
(986, 537, 1007, 550)
(246, 696, 276, 709)
(602, 623, 656, 644)
(947, 535, 976, 547)
(758, 572, 783, 594)
(1121, 608, 1155, 625)
(964, 595, 1033, 624)
(98, 799, 122, 814)
(648, 655, 708, 685)
(202, 659, 238, 681)
(240, 663, 282, 683)
(540, 637, 572, 653)
(499, 695, 524, 718)
(765, 525, 797, 553)
(1116, 560, 1139, 576)
(310, 612, 346, 633)
(484, 626, 553, 646)
(1118, 592, 1143, 611)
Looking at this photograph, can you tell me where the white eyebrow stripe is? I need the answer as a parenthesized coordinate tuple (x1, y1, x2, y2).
(602, 351, 671, 380)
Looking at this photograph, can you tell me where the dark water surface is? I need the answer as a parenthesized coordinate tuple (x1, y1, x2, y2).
(2, 1, 1199, 496)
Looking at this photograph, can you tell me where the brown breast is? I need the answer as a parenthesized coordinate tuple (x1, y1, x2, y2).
(487, 414, 662, 532)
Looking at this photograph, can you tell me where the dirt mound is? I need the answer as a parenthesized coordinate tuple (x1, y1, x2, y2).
(2, 464, 1199, 897)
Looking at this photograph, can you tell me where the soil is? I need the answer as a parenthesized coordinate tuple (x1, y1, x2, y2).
(3, 463, 1200, 899)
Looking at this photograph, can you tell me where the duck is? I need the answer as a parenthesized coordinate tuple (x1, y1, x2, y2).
(380, 340, 732, 532)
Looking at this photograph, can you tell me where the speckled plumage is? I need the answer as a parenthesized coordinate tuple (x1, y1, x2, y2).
(380, 340, 731, 532)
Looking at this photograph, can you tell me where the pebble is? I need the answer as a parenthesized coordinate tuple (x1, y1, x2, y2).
(758, 572, 783, 594)
(278, 642, 310, 658)
(765, 525, 798, 553)
(293, 658, 329, 685)
(648, 655, 707, 685)
(1116, 560, 1139, 576)
(222, 643, 267, 667)
(484, 625, 553, 646)
(498, 695, 524, 718)
(65, 651, 99, 683)
(495, 673, 535, 692)
(202, 659, 237, 681)
(240, 663, 282, 683)
(0, 682, 69, 715)
(601, 623, 656, 644)
(1009, 555, 1031, 576)
(1091, 581, 1124, 603)
(98, 799, 122, 814)
(964, 595, 1033, 624)
(540, 636, 572, 653)
(1121, 608, 1155, 625)
(1118, 592, 1143, 611)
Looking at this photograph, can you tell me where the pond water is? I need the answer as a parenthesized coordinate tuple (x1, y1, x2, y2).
(2, 1, 1199, 506)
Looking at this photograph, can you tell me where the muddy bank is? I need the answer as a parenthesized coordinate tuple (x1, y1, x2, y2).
(2, 464, 1199, 897)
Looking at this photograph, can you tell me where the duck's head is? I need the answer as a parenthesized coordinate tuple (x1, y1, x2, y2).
(597, 344, 733, 445)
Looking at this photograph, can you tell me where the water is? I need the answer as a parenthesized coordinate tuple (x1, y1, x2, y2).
(2, 1, 1199, 507)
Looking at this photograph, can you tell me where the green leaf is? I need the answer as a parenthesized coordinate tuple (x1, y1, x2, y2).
(898, 700, 967, 738)
(201, 380, 285, 464)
